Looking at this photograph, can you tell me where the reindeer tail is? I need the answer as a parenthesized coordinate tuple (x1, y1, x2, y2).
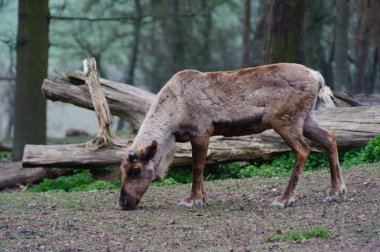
(312, 70, 336, 109)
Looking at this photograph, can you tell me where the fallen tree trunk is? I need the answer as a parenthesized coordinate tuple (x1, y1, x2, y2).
(0, 162, 68, 190)
(44, 70, 155, 131)
(23, 105, 380, 168)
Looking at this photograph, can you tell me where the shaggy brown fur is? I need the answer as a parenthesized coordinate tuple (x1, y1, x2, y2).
(119, 63, 346, 210)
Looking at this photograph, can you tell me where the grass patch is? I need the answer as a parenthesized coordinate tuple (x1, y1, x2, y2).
(342, 134, 380, 167)
(0, 151, 12, 161)
(266, 227, 330, 242)
(28, 170, 118, 192)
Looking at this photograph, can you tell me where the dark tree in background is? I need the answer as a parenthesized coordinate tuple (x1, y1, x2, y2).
(197, 0, 213, 69)
(13, 0, 49, 160)
(165, 0, 187, 74)
(353, 0, 370, 94)
(126, 0, 142, 85)
(334, 0, 351, 92)
(263, 0, 306, 64)
(251, 0, 270, 66)
(241, 0, 251, 67)
(304, 0, 334, 86)
(354, 0, 380, 94)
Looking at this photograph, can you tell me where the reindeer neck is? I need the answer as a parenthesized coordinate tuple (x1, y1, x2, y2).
(133, 112, 177, 179)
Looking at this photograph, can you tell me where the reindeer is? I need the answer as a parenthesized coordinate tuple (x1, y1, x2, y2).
(118, 63, 346, 210)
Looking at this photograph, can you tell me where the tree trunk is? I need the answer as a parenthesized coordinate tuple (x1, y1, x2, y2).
(353, 1, 370, 94)
(166, 0, 186, 74)
(251, 0, 269, 66)
(367, 47, 379, 94)
(303, 1, 334, 88)
(127, 0, 142, 85)
(0, 162, 68, 190)
(13, 0, 49, 160)
(262, 0, 306, 64)
(241, 0, 251, 67)
(117, 0, 143, 131)
(334, 0, 351, 92)
(197, 0, 212, 70)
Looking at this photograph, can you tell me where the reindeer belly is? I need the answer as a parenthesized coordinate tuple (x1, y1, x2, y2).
(213, 110, 271, 137)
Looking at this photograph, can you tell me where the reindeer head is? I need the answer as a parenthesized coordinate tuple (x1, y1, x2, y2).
(118, 140, 157, 210)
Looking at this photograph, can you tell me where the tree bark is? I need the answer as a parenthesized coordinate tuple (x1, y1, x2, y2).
(262, 0, 306, 64)
(367, 47, 379, 94)
(303, 1, 334, 87)
(127, 0, 142, 85)
(44, 70, 155, 131)
(13, 0, 49, 160)
(197, 0, 212, 69)
(353, 0, 370, 94)
(0, 162, 68, 190)
(25, 69, 380, 168)
(82, 58, 126, 150)
(334, 0, 351, 92)
(241, 0, 251, 67)
(251, 0, 269, 66)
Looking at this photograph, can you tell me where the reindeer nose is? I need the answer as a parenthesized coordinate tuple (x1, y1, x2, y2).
(118, 197, 139, 210)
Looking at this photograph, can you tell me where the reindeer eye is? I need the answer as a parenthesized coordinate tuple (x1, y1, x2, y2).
(129, 168, 141, 178)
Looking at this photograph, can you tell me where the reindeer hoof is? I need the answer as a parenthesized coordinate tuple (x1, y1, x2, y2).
(271, 196, 295, 209)
(324, 185, 346, 203)
(271, 201, 285, 209)
(178, 197, 206, 208)
(324, 196, 338, 203)
(194, 199, 204, 208)
(177, 200, 194, 208)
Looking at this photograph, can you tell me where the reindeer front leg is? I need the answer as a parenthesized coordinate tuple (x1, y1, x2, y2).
(178, 134, 209, 208)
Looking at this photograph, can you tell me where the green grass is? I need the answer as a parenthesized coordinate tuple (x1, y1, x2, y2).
(266, 227, 330, 242)
(342, 134, 380, 167)
(0, 151, 12, 161)
(28, 170, 118, 192)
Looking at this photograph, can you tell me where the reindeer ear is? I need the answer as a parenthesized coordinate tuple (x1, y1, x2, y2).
(145, 140, 157, 160)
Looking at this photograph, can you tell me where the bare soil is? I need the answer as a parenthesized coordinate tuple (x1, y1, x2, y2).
(1, 163, 379, 251)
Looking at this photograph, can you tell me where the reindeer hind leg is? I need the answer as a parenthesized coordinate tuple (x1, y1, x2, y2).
(303, 114, 346, 202)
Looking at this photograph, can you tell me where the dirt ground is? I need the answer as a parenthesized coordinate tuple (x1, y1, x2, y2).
(0, 163, 379, 251)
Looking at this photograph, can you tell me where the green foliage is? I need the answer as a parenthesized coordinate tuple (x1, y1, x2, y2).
(231, 152, 330, 179)
(29, 170, 117, 192)
(71, 180, 118, 192)
(270, 152, 330, 172)
(0, 151, 12, 161)
(152, 167, 192, 186)
(266, 227, 329, 242)
(152, 177, 179, 186)
(342, 134, 380, 167)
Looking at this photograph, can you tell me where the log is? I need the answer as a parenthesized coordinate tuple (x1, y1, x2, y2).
(0, 162, 68, 190)
(23, 105, 380, 168)
(43, 70, 154, 131)
(82, 58, 126, 150)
